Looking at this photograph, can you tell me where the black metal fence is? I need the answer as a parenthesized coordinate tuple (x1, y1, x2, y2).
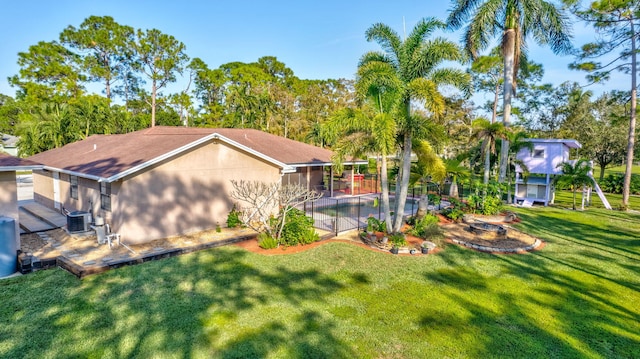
(302, 182, 464, 235)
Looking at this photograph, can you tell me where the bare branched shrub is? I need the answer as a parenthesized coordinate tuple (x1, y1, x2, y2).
(230, 180, 322, 240)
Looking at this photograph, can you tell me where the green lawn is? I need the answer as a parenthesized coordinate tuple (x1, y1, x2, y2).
(596, 164, 640, 176)
(1, 208, 639, 358)
(554, 189, 640, 210)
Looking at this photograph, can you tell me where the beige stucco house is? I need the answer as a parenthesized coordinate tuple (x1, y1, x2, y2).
(0, 153, 41, 276)
(28, 126, 363, 244)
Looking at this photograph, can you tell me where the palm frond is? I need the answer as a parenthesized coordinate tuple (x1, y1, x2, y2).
(404, 18, 445, 56)
(365, 23, 402, 60)
(406, 78, 445, 116)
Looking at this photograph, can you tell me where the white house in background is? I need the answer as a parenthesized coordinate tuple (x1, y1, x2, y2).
(514, 139, 582, 206)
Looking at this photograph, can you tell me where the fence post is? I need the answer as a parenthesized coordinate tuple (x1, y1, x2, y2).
(334, 199, 339, 236)
(357, 197, 361, 231)
(311, 200, 315, 227)
(411, 188, 415, 215)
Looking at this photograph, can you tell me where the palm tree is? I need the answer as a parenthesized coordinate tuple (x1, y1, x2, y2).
(409, 140, 447, 188)
(471, 119, 506, 186)
(553, 159, 595, 210)
(447, 0, 573, 182)
(325, 104, 396, 232)
(360, 18, 469, 233)
(504, 129, 533, 203)
(444, 158, 470, 198)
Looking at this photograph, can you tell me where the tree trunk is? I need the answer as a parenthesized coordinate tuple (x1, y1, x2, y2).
(151, 79, 157, 127)
(485, 79, 499, 190)
(449, 178, 459, 198)
(392, 131, 412, 233)
(492, 81, 499, 124)
(483, 142, 491, 186)
(106, 78, 111, 100)
(499, 29, 516, 183)
(380, 153, 392, 233)
(622, 19, 637, 209)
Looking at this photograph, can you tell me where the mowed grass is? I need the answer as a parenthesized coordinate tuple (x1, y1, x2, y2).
(1, 208, 639, 358)
(554, 189, 640, 210)
(596, 164, 640, 176)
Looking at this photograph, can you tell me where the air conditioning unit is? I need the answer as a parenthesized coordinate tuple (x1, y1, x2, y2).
(67, 211, 90, 233)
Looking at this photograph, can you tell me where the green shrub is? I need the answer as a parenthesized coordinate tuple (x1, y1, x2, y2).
(257, 232, 278, 249)
(408, 214, 443, 239)
(389, 233, 407, 247)
(226, 205, 243, 228)
(366, 216, 386, 232)
(475, 195, 503, 215)
(599, 173, 640, 195)
(299, 228, 320, 245)
(280, 208, 318, 246)
(442, 207, 465, 222)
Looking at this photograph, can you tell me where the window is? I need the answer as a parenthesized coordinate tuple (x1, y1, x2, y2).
(70, 175, 78, 200)
(533, 149, 545, 158)
(100, 182, 111, 211)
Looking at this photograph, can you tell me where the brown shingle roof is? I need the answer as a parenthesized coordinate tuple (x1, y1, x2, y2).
(27, 127, 350, 180)
(0, 153, 41, 170)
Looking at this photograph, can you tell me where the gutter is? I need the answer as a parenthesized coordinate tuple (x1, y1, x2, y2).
(0, 165, 43, 171)
(42, 166, 104, 182)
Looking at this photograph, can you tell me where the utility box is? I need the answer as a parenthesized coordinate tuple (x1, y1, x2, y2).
(0, 216, 17, 277)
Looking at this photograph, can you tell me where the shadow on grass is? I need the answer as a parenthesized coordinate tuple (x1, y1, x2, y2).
(416, 207, 640, 357)
(0, 247, 358, 358)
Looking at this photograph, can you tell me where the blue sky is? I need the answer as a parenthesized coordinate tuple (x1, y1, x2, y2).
(0, 0, 619, 105)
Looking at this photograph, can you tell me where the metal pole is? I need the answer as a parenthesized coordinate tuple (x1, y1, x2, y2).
(334, 199, 339, 236)
(411, 187, 415, 215)
(357, 197, 361, 231)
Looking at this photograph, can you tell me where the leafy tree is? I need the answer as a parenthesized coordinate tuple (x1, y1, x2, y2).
(470, 49, 503, 124)
(17, 103, 84, 155)
(9, 41, 86, 102)
(553, 158, 595, 210)
(0, 94, 21, 134)
(299, 79, 356, 146)
(567, 0, 639, 209)
(189, 57, 226, 126)
(439, 96, 475, 158)
(360, 18, 469, 233)
(448, 0, 573, 182)
(60, 16, 135, 100)
(133, 28, 189, 127)
(589, 93, 628, 180)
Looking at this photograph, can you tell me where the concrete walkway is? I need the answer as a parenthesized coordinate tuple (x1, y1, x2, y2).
(19, 201, 67, 233)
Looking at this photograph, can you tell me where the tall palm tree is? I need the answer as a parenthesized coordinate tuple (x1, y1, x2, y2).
(447, 0, 573, 182)
(553, 159, 595, 210)
(360, 18, 469, 233)
(325, 105, 396, 232)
